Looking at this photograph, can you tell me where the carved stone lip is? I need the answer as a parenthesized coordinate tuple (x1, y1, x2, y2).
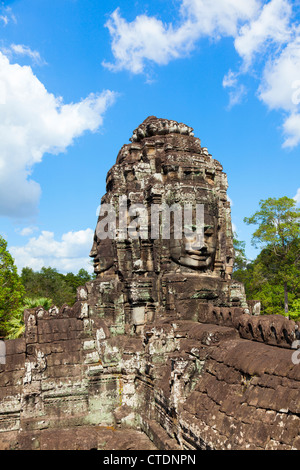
(185, 250, 208, 258)
(185, 252, 209, 261)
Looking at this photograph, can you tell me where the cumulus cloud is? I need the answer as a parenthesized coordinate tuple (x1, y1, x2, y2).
(258, 34, 300, 113)
(103, 0, 260, 73)
(0, 51, 116, 218)
(104, 0, 300, 148)
(103, 0, 293, 78)
(102, 8, 196, 74)
(104, 0, 292, 76)
(294, 188, 300, 205)
(257, 31, 300, 147)
(282, 113, 300, 148)
(181, 0, 260, 38)
(9, 228, 94, 274)
(234, 0, 293, 68)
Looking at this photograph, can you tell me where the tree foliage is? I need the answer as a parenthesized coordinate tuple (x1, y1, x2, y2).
(0, 234, 95, 339)
(20, 266, 94, 307)
(5, 297, 53, 340)
(233, 232, 248, 272)
(3, 267, 95, 340)
(244, 197, 300, 250)
(234, 196, 300, 319)
(0, 236, 25, 337)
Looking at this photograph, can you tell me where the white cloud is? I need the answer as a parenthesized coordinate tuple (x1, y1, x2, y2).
(227, 195, 234, 206)
(225, 0, 298, 119)
(17, 226, 39, 237)
(228, 85, 247, 109)
(104, 0, 300, 149)
(9, 228, 94, 274)
(103, 0, 260, 73)
(258, 34, 300, 113)
(223, 70, 239, 89)
(223, 70, 247, 108)
(282, 113, 300, 148)
(257, 31, 300, 147)
(0, 51, 117, 218)
(294, 188, 300, 205)
(7, 44, 44, 65)
(226, 1, 300, 148)
(181, 0, 260, 38)
(0, 15, 8, 25)
(0, 5, 16, 26)
(102, 8, 196, 74)
(234, 0, 293, 68)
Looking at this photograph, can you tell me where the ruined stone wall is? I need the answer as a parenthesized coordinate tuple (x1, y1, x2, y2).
(141, 320, 300, 450)
(1, 298, 300, 450)
(0, 302, 136, 450)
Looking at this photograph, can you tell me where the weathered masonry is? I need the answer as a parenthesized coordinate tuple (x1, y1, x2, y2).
(1, 117, 299, 450)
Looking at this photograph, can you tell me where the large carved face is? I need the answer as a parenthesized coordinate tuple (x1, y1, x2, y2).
(89, 235, 114, 274)
(169, 203, 218, 271)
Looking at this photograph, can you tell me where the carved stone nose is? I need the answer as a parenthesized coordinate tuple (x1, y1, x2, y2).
(190, 238, 206, 251)
(89, 239, 97, 258)
(89, 248, 97, 258)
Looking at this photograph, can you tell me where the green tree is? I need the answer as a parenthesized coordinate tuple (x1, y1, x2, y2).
(77, 268, 94, 284)
(64, 268, 92, 293)
(21, 267, 40, 298)
(244, 197, 300, 316)
(233, 232, 248, 272)
(0, 235, 25, 337)
(21, 266, 94, 308)
(5, 297, 53, 340)
(21, 267, 74, 306)
(290, 299, 300, 321)
(3, 259, 94, 339)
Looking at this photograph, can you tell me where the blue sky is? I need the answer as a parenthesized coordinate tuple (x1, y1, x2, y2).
(0, 0, 299, 273)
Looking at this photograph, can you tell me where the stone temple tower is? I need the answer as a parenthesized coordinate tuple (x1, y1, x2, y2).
(88, 116, 248, 335)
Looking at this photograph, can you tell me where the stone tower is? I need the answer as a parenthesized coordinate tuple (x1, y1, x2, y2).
(88, 116, 248, 336)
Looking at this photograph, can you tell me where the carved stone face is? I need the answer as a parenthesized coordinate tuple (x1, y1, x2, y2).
(89, 236, 114, 274)
(169, 205, 218, 271)
(89, 117, 235, 278)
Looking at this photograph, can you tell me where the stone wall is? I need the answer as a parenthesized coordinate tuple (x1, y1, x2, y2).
(1, 299, 299, 450)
